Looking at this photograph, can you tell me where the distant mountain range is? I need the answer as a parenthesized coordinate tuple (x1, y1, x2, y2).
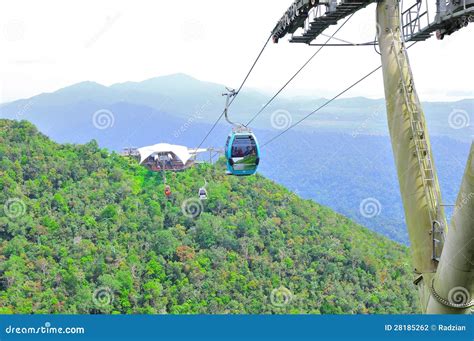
(1, 73, 472, 145)
(0, 73, 471, 244)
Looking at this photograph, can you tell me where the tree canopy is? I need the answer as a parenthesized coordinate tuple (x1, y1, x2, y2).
(0, 120, 419, 314)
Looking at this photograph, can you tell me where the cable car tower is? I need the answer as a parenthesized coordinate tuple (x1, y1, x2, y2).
(271, 0, 473, 314)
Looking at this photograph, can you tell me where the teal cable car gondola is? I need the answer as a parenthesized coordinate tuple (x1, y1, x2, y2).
(222, 87, 260, 176)
(225, 129, 260, 176)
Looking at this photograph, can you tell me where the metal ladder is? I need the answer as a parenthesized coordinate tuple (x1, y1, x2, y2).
(390, 31, 444, 260)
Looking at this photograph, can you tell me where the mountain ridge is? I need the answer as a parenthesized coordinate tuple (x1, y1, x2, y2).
(1, 73, 471, 143)
(2, 72, 471, 109)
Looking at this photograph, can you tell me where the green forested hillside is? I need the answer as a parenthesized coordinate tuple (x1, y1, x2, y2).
(0, 120, 419, 314)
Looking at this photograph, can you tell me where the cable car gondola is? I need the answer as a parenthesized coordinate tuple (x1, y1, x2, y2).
(164, 185, 172, 197)
(198, 187, 208, 200)
(222, 87, 261, 176)
(225, 128, 260, 176)
(198, 179, 208, 200)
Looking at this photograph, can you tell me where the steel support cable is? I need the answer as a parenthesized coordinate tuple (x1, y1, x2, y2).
(245, 13, 355, 127)
(193, 33, 273, 152)
(261, 65, 381, 147)
(261, 41, 418, 148)
(308, 42, 376, 46)
(210, 63, 379, 161)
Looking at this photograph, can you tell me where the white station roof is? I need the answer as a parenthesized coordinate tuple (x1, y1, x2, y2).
(137, 143, 206, 165)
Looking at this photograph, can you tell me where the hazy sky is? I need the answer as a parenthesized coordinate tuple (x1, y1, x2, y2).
(1, 0, 473, 103)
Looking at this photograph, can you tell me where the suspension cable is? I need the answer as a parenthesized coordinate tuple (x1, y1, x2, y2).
(245, 13, 355, 127)
(261, 65, 381, 147)
(193, 33, 273, 152)
(261, 41, 418, 148)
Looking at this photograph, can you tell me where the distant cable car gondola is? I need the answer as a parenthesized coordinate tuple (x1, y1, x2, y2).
(164, 185, 172, 197)
(198, 187, 208, 200)
(198, 179, 208, 200)
(222, 87, 260, 176)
